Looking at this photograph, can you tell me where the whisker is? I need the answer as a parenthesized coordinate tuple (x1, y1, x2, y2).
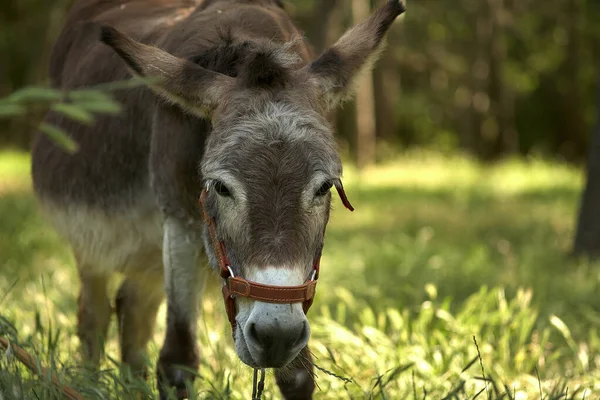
(296, 355, 321, 391)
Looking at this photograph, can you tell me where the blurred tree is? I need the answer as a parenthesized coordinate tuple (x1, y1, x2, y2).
(1, 0, 599, 164)
(573, 71, 600, 257)
(299, 0, 339, 52)
(0, 0, 73, 149)
(555, 0, 586, 160)
(488, 0, 517, 156)
(0, 81, 145, 154)
(352, 0, 377, 168)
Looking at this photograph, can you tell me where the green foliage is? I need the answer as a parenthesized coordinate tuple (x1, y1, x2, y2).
(0, 152, 598, 399)
(2, 0, 599, 160)
(0, 77, 155, 153)
(37, 123, 79, 153)
(377, 0, 599, 159)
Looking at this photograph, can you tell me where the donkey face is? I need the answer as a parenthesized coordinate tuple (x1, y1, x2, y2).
(201, 101, 341, 367)
(101, 0, 405, 369)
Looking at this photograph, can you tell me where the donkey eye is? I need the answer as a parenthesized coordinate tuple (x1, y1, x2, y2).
(315, 181, 333, 196)
(214, 180, 232, 197)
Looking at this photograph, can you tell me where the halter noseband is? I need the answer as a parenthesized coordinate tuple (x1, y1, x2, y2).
(198, 182, 353, 337)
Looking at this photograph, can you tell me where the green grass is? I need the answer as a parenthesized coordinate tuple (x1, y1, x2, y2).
(1, 149, 599, 399)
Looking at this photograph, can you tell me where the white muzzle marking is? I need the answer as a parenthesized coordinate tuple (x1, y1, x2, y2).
(234, 267, 311, 368)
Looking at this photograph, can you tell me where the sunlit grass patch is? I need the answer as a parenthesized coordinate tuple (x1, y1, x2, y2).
(0, 150, 30, 178)
(341, 150, 583, 195)
(0, 150, 31, 192)
(1, 150, 599, 399)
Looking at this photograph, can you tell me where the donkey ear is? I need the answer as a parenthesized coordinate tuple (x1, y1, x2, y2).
(304, 0, 405, 109)
(100, 26, 234, 116)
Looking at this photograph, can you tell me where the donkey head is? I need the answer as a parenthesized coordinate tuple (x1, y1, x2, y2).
(101, 0, 405, 369)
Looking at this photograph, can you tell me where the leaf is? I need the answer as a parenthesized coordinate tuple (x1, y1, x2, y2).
(549, 314, 578, 353)
(425, 283, 438, 300)
(94, 76, 160, 91)
(51, 103, 94, 125)
(39, 123, 79, 153)
(67, 89, 115, 103)
(0, 103, 26, 118)
(68, 89, 122, 114)
(7, 86, 62, 103)
(549, 315, 571, 341)
(75, 100, 122, 114)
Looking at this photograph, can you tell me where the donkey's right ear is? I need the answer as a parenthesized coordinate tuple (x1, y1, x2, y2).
(100, 26, 234, 116)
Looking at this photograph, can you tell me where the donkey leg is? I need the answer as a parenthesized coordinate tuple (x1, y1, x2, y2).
(157, 218, 206, 400)
(116, 276, 164, 380)
(275, 346, 316, 400)
(77, 269, 112, 368)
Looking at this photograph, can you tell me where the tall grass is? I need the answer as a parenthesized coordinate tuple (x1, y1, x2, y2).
(0, 150, 598, 399)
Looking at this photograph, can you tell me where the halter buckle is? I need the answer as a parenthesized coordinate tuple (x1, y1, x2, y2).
(226, 265, 235, 278)
(224, 265, 236, 299)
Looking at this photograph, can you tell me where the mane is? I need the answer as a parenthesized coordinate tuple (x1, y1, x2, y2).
(198, 0, 286, 12)
(189, 29, 302, 90)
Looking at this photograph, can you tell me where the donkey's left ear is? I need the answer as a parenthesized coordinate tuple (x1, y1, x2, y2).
(100, 26, 234, 116)
(303, 0, 405, 109)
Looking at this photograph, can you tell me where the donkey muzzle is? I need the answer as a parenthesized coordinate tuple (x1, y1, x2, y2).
(243, 301, 310, 368)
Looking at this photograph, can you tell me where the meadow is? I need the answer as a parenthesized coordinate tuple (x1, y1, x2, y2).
(0, 150, 599, 399)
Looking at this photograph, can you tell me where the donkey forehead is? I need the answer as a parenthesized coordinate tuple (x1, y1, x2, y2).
(202, 103, 342, 181)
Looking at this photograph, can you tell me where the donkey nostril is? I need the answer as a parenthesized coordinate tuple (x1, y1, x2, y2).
(292, 321, 309, 348)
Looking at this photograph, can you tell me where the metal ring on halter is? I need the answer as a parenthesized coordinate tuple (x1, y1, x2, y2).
(309, 269, 317, 281)
(223, 266, 237, 300)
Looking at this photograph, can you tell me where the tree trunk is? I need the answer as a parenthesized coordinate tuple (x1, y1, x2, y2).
(488, 0, 518, 157)
(464, 6, 490, 158)
(352, 0, 377, 169)
(312, 0, 339, 53)
(557, 0, 586, 161)
(572, 71, 600, 257)
(374, 52, 400, 144)
(324, 1, 353, 149)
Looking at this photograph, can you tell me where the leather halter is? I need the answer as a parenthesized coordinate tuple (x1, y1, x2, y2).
(198, 181, 353, 337)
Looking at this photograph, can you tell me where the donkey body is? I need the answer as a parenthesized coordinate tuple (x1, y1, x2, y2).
(31, 0, 405, 398)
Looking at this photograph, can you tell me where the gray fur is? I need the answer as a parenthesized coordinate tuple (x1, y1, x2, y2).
(30, 0, 405, 398)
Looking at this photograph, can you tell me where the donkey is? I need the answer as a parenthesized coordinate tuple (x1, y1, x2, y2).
(31, 0, 405, 398)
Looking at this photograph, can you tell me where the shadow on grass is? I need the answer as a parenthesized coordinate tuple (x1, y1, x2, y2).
(322, 183, 599, 335)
